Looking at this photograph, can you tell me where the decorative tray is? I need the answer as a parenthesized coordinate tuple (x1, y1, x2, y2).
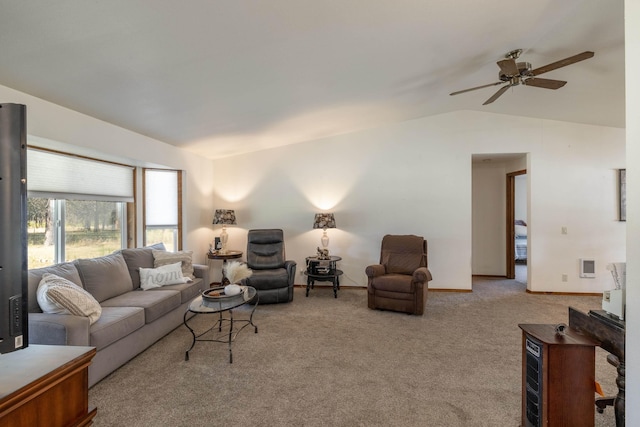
(202, 286, 245, 301)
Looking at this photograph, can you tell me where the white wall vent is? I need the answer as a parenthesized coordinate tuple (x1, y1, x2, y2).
(580, 259, 596, 278)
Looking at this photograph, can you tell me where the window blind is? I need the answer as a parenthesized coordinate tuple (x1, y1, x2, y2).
(27, 148, 134, 202)
(145, 169, 178, 227)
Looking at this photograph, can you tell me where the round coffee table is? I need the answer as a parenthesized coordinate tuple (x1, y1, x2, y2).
(183, 285, 258, 363)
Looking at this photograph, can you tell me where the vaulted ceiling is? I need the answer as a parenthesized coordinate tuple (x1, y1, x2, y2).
(0, 0, 625, 159)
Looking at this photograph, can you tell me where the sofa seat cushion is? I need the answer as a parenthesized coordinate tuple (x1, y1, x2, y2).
(90, 306, 145, 351)
(75, 253, 134, 303)
(151, 277, 203, 304)
(101, 290, 181, 323)
(245, 268, 289, 290)
(370, 274, 413, 294)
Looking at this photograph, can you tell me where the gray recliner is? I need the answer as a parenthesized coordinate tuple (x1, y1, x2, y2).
(242, 229, 296, 304)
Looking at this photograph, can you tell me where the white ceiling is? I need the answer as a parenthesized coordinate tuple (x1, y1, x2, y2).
(0, 0, 625, 159)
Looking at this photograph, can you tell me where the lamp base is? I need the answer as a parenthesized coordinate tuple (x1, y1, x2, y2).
(220, 227, 229, 254)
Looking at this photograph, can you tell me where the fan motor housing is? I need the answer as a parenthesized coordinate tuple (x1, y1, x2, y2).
(499, 61, 532, 81)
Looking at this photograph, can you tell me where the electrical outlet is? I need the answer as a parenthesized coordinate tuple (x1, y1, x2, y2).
(561, 227, 568, 235)
(562, 274, 568, 282)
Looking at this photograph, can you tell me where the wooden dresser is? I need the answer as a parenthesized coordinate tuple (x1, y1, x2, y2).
(0, 345, 96, 427)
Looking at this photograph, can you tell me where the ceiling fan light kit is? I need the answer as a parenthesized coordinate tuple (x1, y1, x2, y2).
(450, 49, 594, 105)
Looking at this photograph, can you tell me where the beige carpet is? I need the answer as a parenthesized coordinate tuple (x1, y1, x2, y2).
(89, 278, 618, 426)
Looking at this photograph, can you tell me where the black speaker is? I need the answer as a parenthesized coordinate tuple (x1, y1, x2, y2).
(524, 336, 543, 427)
(0, 103, 28, 354)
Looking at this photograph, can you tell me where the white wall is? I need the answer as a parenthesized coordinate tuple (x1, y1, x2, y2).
(472, 161, 507, 276)
(625, 0, 640, 422)
(531, 120, 625, 293)
(0, 84, 214, 264)
(214, 110, 625, 293)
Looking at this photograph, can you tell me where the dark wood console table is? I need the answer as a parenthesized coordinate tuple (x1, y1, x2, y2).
(568, 307, 625, 427)
(0, 345, 96, 427)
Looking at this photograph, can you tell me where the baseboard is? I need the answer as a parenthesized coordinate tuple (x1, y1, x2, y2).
(525, 289, 603, 297)
(294, 284, 471, 292)
(293, 284, 367, 289)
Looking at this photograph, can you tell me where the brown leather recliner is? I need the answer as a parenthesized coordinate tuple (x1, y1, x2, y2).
(366, 235, 432, 315)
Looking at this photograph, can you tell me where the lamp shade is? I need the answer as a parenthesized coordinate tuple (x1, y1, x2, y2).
(313, 213, 336, 230)
(213, 209, 237, 225)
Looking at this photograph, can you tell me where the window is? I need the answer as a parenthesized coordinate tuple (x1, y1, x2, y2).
(26, 147, 134, 268)
(27, 199, 126, 268)
(143, 169, 182, 251)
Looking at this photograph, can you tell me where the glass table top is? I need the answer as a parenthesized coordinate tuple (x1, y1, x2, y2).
(188, 286, 257, 314)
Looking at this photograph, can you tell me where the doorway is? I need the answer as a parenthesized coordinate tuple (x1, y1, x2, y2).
(471, 153, 528, 284)
(506, 170, 527, 281)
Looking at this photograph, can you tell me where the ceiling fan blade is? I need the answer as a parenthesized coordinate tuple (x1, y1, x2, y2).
(450, 81, 503, 96)
(483, 85, 510, 105)
(524, 77, 567, 89)
(529, 51, 594, 76)
(497, 58, 519, 77)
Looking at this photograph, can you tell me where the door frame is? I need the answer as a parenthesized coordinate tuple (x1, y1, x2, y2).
(506, 169, 526, 279)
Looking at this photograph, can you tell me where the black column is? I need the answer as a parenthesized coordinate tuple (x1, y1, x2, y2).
(0, 103, 28, 354)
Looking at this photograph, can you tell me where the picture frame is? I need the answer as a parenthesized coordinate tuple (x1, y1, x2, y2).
(214, 237, 222, 250)
(619, 169, 626, 221)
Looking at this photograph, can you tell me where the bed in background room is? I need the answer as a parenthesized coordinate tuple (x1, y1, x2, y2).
(515, 220, 527, 262)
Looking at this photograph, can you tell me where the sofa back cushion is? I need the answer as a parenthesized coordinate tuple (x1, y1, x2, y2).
(75, 253, 134, 302)
(28, 262, 82, 313)
(120, 243, 166, 289)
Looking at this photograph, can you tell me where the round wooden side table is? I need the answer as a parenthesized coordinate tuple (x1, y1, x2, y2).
(207, 250, 243, 286)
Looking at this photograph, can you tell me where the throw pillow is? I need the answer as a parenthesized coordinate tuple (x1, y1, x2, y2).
(152, 250, 195, 279)
(140, 262, 190, 290)
(117, 243, 168, 289)
(37, 273, 102, 325)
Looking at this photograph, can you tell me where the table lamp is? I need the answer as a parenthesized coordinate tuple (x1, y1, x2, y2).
(213, 209, 236, 254)
(313, 213, 336, 256)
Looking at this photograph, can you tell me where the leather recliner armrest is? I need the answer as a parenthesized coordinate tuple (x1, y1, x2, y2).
(284, 260, 297, 286)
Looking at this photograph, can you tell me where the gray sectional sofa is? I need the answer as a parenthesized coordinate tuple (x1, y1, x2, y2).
(27, 245, 209, 387)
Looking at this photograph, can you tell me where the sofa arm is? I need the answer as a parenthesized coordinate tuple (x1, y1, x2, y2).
(193, 263, 210, 288)
(28, 313, 90, 346)
(412, 267, 432, 284)
(365, 264, 385, 278)
(285, 260, 297, 286)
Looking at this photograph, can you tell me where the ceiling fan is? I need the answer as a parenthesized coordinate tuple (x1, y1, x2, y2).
(449, 49, 594, 105)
